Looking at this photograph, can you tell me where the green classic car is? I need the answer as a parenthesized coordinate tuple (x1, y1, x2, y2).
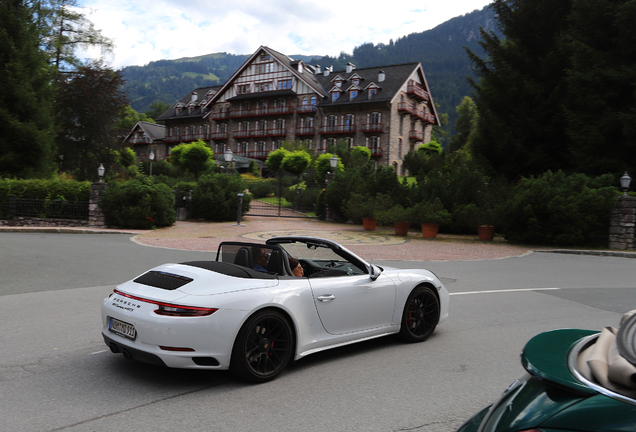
(457, 312, 636, 432)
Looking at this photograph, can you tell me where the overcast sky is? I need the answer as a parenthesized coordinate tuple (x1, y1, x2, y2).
(76, 0, 493, 69)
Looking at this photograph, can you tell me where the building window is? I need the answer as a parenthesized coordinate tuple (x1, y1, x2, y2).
(261, 55, 270, 61)
(399, 116, 404, 135)
(352, 78, 360, 85)
(327, 115, 337, 131)
(278, 79, 292, 90)
(332, 92, 340, 102)
(350, 90, 358, 98)
(240, 142, 248, 155)
(345, 137, 353, 148)
(256, 63, 272, 74)
(255, 82, 273, 92)
(238, 84, 250, 94)
(304, 139, 313, 149)
(311, 96, 317, 108)
(398, 138, 403, 158)
(369, 88, 377, 97)
(303, 117, 313, 128)
(370, 112, 381, 124)
(344, 114, 354, 131)
(334, 79, 342, 88)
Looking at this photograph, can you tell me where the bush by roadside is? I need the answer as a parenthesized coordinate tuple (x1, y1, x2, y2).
(99, 178, 176, 229)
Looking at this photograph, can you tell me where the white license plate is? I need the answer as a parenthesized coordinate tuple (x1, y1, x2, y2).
(109, 317, 136, 340)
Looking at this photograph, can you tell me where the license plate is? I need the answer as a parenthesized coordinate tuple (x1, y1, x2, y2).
(109, 317, 136, 340)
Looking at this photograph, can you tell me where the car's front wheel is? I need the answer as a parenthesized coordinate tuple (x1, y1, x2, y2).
(399, 285, 440, 342)
(230, 309, 293, 382)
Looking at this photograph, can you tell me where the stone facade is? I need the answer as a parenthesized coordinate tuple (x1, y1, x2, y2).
(609, 196, 636, 250)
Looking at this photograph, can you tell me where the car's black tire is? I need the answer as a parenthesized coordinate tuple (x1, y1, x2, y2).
(230, 309, 294, 383)
(399, 285, 440, 342)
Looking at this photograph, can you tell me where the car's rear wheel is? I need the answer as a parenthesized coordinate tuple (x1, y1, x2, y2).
(230, 310, 293, 382)
(399, 286, 440, 342)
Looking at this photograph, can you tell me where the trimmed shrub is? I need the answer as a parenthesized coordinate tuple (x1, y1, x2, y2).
(100, 178, 176, 228)
(0, 178, 90, 201)
(192, 173, 251, 221)
(502, 171, 616, 246)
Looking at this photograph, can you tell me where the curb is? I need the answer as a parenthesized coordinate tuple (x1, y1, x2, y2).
(537, 250, 636, 259)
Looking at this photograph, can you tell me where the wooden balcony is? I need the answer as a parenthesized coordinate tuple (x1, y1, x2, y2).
(233, 128, 288, 139)
(361, 123, 384, 133)
(229, 105, 294, 119)
(397, 102, 415, 115)
(297, 105, 316, 114)
(295, 126, 315, 136)
(211, 111, 229, 120)
(409, 130, 424, 141)
(369, 146, 382, 157)
(319, 125, 356, 135)
(210, 131, 228, 140)
(406, 84, 430, 101)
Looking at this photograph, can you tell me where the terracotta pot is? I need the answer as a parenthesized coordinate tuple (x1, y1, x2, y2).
(421, 223, 440, 239)
(478, 225, 495, 241)
(362, 217, 377, 231)
(393, 222, 410, 236)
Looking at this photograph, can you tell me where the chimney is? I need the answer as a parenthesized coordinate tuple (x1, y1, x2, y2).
(315, 64, 321, 73)
(378, 70, 385, 82)
(324, 66, 332, 77)
(191, 92, 198, 102)
(346, 62, 355, 74)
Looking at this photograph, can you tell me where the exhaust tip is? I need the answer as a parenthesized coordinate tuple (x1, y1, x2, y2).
(109, 343, 120, 354)
(122, 349, 133, 360)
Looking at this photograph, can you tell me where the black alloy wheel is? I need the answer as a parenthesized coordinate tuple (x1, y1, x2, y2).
(231, 310, 293, 382)
(399, 286, 440, 342)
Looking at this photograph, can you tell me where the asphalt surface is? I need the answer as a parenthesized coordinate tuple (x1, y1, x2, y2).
(1, 218, 636, 432)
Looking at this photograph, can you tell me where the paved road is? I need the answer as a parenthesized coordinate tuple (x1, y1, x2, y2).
(1, 232, 635, 432)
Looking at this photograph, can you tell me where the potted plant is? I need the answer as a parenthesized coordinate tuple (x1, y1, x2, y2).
(477, 205, 498, 241)
(376, 204, 412, 235)
(411, 198, 452, 238)
(345, 194, 377, 230)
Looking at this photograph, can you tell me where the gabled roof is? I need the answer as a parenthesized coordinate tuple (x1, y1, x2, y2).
(205, 46, 328, 111)
(156, 85, 222, 121)
(314, 62, 440, 125)
(123, 121, 165, 143)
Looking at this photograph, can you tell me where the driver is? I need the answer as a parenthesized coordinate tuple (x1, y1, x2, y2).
(253, 247, 269, 272)
(288, 257, 304, 277)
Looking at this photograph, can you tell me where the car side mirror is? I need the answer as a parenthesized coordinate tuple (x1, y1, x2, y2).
(369, 264, 382, 281)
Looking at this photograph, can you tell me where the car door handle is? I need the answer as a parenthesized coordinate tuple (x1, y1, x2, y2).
(317, 295, 336, 302)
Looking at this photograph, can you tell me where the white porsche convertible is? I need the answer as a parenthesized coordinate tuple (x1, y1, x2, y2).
(101, 236, 449, 382)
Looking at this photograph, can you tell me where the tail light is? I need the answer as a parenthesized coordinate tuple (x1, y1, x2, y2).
(113, 289, 217, 317)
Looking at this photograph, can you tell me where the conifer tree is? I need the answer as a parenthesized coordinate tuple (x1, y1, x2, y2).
(0, 0, 55, 178)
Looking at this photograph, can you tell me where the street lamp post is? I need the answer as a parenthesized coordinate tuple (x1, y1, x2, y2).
(149, 150, 155, 177)
(224, 148, 233, 174)
(620, 172, 631, 196)
(97, 163, 105, 182)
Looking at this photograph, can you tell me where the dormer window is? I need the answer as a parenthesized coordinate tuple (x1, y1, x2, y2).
(335, 80, 342, 88)
(332, 92, 340, 102)
(261, 55, 270, 61)
(352, 78, 360, 85)
(350, 90, 358, 98)
(369, 88, 377, 96)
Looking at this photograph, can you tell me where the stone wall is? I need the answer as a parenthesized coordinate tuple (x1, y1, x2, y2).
(0, 217, 89, 227)
(609, 196, 636, 250)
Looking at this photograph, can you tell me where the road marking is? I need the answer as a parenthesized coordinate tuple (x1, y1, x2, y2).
(91, 350, 108, 355)
(450, 288, 560, 296)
